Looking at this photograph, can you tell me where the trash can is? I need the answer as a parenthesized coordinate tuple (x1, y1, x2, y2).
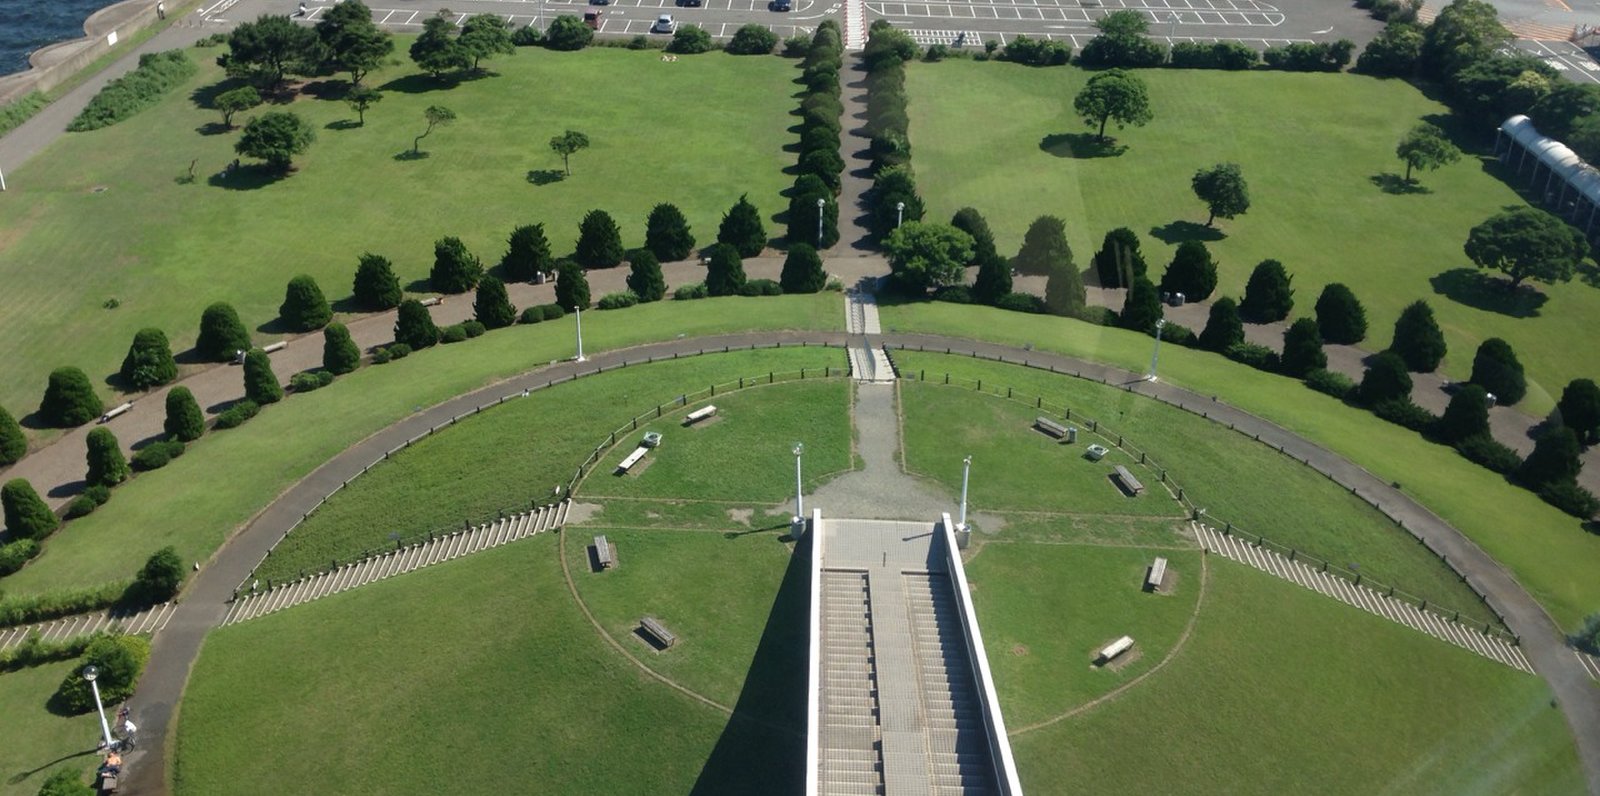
(1067, 426, 1078, 444)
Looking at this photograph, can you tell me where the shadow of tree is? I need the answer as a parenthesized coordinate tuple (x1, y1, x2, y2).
(324, 119, 362, 131)
(189, 77, 246, 111)
(1148, 221, 1224, 245)
(1429, 267, 1547, 318)
(207, 163, 288, 191)
(195, 121, 232, 136)
(394, 150, 431, 161)
(299, 79, 350, 100)
(404, 277, 433, 293)
(1369, 173, 1433, 195)
(527, 169, 565, 185)
(377, 73, 461, 94)
(1040, 132, 1127, 159)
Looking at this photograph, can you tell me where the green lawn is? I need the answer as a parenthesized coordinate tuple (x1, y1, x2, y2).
(896, 358, 1493, 624)
(0, 44, 802, 418)
(250, 347, 843, 583)
(908, 61, 1598, 415)
(882, 304, 1600, 629)
(1004, 560, 1584, 794)
(586, 379, 853, 503)
(175, 534, 801, 795)
(4, 296, 840, 598)
(967, 542, 1202, 729)
(0, 660, 104, 796)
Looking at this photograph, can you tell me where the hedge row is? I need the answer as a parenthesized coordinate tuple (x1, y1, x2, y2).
(68, 50, 197, 131)
(786, 22, 843, 249)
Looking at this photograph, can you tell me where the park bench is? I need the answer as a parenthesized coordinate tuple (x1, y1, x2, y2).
(101, 402, 133, 423)
(616, 446, 648, 474)
(1035, 416, 1068, 438)
(641, 616, 676, 648)
(1096, 635, 1134, 665)
(684, 405, 717, 426)
(1145, 557, 1168, 592)
(594, 535, 614, 569)
(1113, 465, 1145, 496)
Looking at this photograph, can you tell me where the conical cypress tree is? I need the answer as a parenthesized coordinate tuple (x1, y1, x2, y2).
(500, 224, 553, 283)
(1091, 228, 1147, 289)
(1013, 216, 1074, 277)
(164, 387, 205, 442)
(1314, 283, 1366, 344)
(39, 367, 103, 427)
(1119, 277, 1162, 333)
(1044, 259, 1086, 317)
(280, 275, 333, 332)
(626, 250, 667, 302)
(575, 210, 625, 269)
(473, 276, 518, 329)
(394, 299, 440, 349)
(1199, 297, 1244, 352)
(645, 203, 697, 262)
(1160, 240, 1218, 301)
(0, 405, 24, 466)
(352, 253, 403, 310)
(1438, 384, 1491, 444)
(1, 479, 57, 540)
(554, 265, 591, 312)
(780, 244, 826, 294)
(705, 243, 748, 297)
(119, 328, 178, 390)
(786, 177, 838, 249)
(1239, 260, 1294, 323)
(717, 194, 767, 258)
(197, 302, 251, 362)
(1390, 300, 1446, 372)
(85, 427, 130, 488)
(1521, 425, 1582, 488)
(950, 207, 998, 268)
(1280, 317, 1327, 378)
(243, 349, 284, 405)
(1469, 338, 1525, 405)
(322, 322, 361, 375)
(430, 237, 484, 294)
(1359, 351, 1413, 405)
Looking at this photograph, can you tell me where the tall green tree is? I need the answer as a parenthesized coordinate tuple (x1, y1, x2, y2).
(459, 14, 515, 70)
(198, 303, 252, 362)
(1239, 259, 1294, 323)
(787, 177, 838, 249)
(1199, 297, 1244, 352)
(235, 111, 314, 172)
(1012, 216, 1074, 277)
(1469, 338, 1526, 405)
(280, 274, 332, 332)
(950, 207, 999, 270)
(554, 264, 592, 311)
(224, 14, 320, 86)
(1191, 162, 1250, 227)
(626, 250, 668, 302)
(39, 367, 103, 427)
(1464, 207, 1587, 288)
(645, 203, 696, 262)
(1420, 0, 1511, 81)
(1390, 299, 1447, 372)
(1359, 350, 1414, 405)
(134, 547, 186, 602)
(549, 130, 591, 176)
(1, 479, 56, 540)
(1557, 378, 1600, 443)
(718, 194, 768, 258)
(410, 16, 469, 77)
(1119, 277, 1162, 333)
(0, 405, 24, 466)
(1356, 22, 1424, 77)
(884, 223, 973, 294)
(119, 328, 178, 390)
(412, 105, 456, 155)
(85, 427, 130, 488)
(394, 299, 441, 348)
(780, 244, 827, 294)
(1091, 227, 1147, 289)
(1158, 240, 1217, 300)
(501, 224, 554, 282)
(1073, 68, 1153, 143)
(214, 86, 261, 129)
(164, 386, 205, 442)
(543, 15, 594, 51)
(243, 349, 284, 405)
(315, 0, 392, 85)
(322, 322, 362, 375)
(352, 253, 403, 310)
(1438, 383, 1491, 443)
(1280, 317, 1327, 378)
(1314, 283, 1367, 344)
(1395, 122, 1462, 183)
(473, 276, 518, 329)
(705, 244, 749, 297)
(430, 236, 483, 294)
(575, 210, 625, 269)
(345, 85, 382, 125)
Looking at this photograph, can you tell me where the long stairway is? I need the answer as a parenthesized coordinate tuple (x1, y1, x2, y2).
(820, 570, 885, 795)
(905, 574, 997, 795)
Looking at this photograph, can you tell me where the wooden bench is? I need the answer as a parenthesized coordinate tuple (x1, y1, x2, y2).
(594, 535, 614, 569)
(1035, 416, 1068, 438)
(616, 446, 648, 474)
(1113, 465, 1145, 496)
(641, 616, 676, 648)
(1145, 557, 1168, 592)
(1096, 635, 1133, 664)
(683, 405, 717, 426)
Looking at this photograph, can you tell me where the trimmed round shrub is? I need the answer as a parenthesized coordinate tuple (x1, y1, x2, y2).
(0, 404, 26, 466)
(323, 322, 361, 375)
(539, 303, 566, 321)
(352, 253, 403, 311)
(1224, 342, 1280, 372)
(2, 479, 58, 540)
(440, 324, 469, 344)
(667, 25, 714, 54)
(1389, 300, 1446, 372)
(164, 387, 205, 442)
(289, 370, 336, 392)
(473, 275, 518, 330)
(726, 24, 779, 54)
(740, 278, 784, 297)
(1304, 368, 1356, 401)
(196, 302, 251, 362)
(462, 320, 486, 338)
(1455, 433, 1523, 475)
(39, 367, 103, 428)
(131, 440, 185, 472)
(1314, 282, 1367, 344)
(933, 285, 973, 304)
(279, 274, 332, 332)
(674, 283, 710, 301)
(1372, 398, 1437, 433)
(85, 427, 129, 487)
(119, 328, 178, 390)
(1239, 259, 1294, 323)
(243, 349, 284, 405)
(52, 634, 151, 714)
(995, 292, 1045, 314)
(84, 484, 112, 506)
(519, 306, 545, 324)
(1469, 338, 1526, 405)
(597, 291, 640, 310)
(214, 399, 261, 430)
(394, 299, 441, 349)
(1360, 351, 1413, 405)
(64, 495, 100, 520)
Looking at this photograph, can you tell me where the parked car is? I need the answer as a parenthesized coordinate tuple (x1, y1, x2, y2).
(652, 13, 677, 32)
(583, 7, 604, 27)
(677, 0, 703, 8)
(770, 0, 792, 10)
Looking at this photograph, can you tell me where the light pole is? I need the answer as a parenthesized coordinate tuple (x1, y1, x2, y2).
(816, 197, 826, 247)
(83, 665, 114, 750)
(574, 305, 586, 363)
(1147, 318, 1167, 382)
(958, 455, 972, 532)
(896, 201, 905, 228)
(792, 442, 805, 524)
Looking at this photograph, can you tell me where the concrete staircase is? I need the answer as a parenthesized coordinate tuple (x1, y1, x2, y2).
(221, 501, 568, 626)
(905, 573, 998, 796)
(0, 601, 176, 652)
(820, 570, 885, 795)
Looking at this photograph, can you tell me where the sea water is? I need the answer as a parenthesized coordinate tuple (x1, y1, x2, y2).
(0, 0, 127, 76)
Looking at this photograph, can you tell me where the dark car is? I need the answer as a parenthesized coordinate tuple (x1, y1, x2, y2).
(770, 0, 792, 10)
(678, 0, 703, 7)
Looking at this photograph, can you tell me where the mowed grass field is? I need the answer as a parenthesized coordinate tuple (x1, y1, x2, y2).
(0, 659, 104, 796)
(895, 357, 1493, 624)
(4, 298, 840, 598)
(1001, 559, 1583, 794)
(907, 61, 1598, 414)
(0, 44, 801, 416)
(251, 347, 844, 583)
(881, 305, 1600, 629)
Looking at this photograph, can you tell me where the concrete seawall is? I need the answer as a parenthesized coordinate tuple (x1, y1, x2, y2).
(0, 0, 165, 103)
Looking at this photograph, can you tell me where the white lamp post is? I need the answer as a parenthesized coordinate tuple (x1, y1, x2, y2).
(896, 201, 905, 228)
(83, 665, 114, 750)
(792, 442, 805, 524)
(1147, 318, 1167, 382)
(958, 455, 972, 532)
(816, 197, 826, 247)
(574, 305, 586, 363)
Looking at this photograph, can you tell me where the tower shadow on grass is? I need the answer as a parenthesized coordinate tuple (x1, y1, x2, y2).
(690, 535, 810, 794)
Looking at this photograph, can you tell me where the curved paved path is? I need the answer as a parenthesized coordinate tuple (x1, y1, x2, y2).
(107, 330, 1600, 795)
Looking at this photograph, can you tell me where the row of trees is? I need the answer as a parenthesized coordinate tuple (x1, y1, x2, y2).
(786, 23, 844, 250)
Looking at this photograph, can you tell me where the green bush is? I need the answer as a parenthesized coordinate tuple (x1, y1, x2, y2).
(933, 285, 973, 304)
(705, 243, 749, 297)
(34, 767, 93, 796)
(519, 307, 545, 324)
(0, 404, 24, 466)
(243, 349, 284, 405)
(575, 210, 625, 269)
(1468, 337, 1526, 405)
(644, 204, 696, 263)
(674, 283, 710, 300)
(1223, 341, 1280, 372)
(780, 244, 827, 294)
(543, 15, 592, 50)
(555, 265, 591, 312)
(1279, 317, 1326, 378)
(462, 319, 487, 338)
(500, 224, 553, 283)
(52, 635, 150, 714)
(1390, 299, 1447, 372)
(473, 276, 518, 330)
(1239, 259, 1294, 323)
(1263, 40, 1355, 72)
(213, 399, 261, 430)
(1359, 350, 1412, 405)
(1169, 41, 1258, 69)
(511, 24, 543, 46)
(1304, 368, 1356, 401)
(394, 299, 441, 349)
(1538, 479, 1600, 518)
(0, 92, 46, 139)
(1436, 384, 1490, 444)
(597, 291, 640, 310)
(0, 582, 126, 627)
(0, 539, 40, 577)
(133, 546, 186, 602)
(196, 302, 251, 362)
(1314, 282, 1367, 344)
(726, 24, 779, 54)
(1572, 613, 1600, 655)
(84, 485, 111, 506)
(68, 50, 196, 131)
(1156, 321, 1195, 347)
(718, 195, 768, 257)
(39, 367, 103, 428)
(1521, 425, 1582, 489)
(279, 274, 332, 332)
(667, 26, 715, 54)
(440, 324, 469, 344)
(164, 386, 205, 442)
(740, 278, 784, 297)
(539, 303, 566, 321)
(430, 237, 484, 294)
(1001, 35, 1071, 65)
(1454, 433, 1522, 475)
(322, 322, 361, 376)
(1372, 397, 1437, 432)
(119, 327, 178, 390)
(131, 440, 186, 472)
(289, 370, 336, 392)
(64, 495, 99, 520)
(995, 293, 1045, 314)
(85, 427, 130, 488)
(352, 253, 403, 311)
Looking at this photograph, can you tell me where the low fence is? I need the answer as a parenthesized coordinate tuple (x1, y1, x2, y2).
(240, 342, 849, 591)
(892, 357, 1517, 645)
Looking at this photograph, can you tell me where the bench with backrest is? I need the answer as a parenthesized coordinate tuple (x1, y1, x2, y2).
(594, 535, 614, 569)
(1035, 416, 1068, 438)
(1145, 557, 1167, 592)
(684, 405, 717, 426)
(616, 446, 648, 474)
(641, 616, 676, 648)
(1113, 465, 1145, 495)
